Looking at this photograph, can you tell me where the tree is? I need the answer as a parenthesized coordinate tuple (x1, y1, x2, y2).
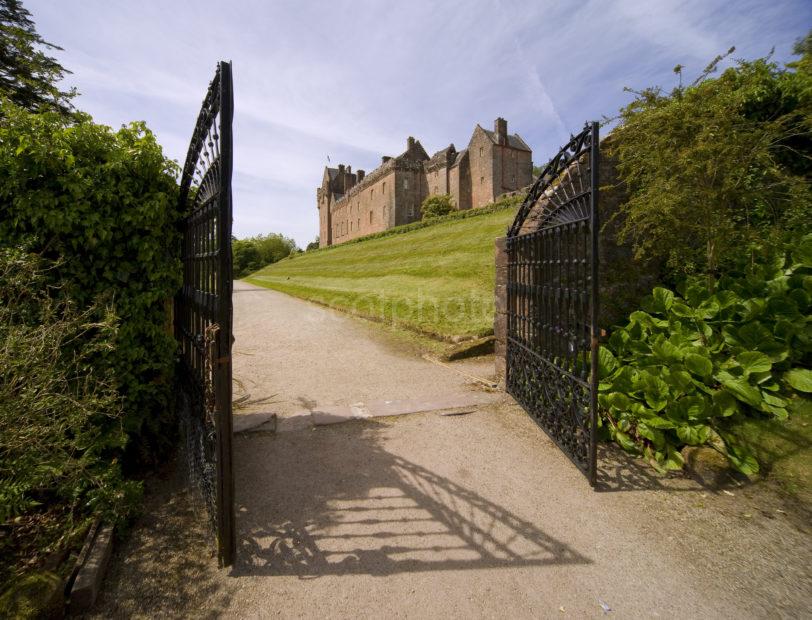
(0, 0, 75, 115)
(421, 194, 455, 220)
(232, 233, 298, 277)
(609, 41, 812, 284)
(306, 236, 320, 251)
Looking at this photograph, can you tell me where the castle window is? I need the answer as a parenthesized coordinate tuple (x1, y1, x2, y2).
(350, 221, 353, 231)
(404, 178, 409, 190)
(383, 182, 386, 193)
(369, 211, 373, 224)
(371, 189, 374, 198)
(479, 147, 483, 157)
(357, 219, 360, 230)
(512, 175, 515, 184)
(480, 176, 484, 184)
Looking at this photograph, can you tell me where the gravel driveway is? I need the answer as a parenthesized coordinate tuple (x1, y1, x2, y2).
(90, 284, 812, 619)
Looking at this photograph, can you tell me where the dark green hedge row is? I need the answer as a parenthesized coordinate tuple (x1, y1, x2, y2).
(0, 101, 182, 466)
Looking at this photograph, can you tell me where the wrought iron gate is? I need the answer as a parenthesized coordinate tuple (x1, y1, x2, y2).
(505, 122, 599, 485)
(175, 61, 235, 565)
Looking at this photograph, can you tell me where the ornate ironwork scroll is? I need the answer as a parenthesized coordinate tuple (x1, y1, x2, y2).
(175, 61, 235, 565)
(505, 122, 599, 484)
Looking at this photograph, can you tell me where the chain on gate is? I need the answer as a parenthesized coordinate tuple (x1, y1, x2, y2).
(175, 61, 236, 565)
(505, 122, 600, 485)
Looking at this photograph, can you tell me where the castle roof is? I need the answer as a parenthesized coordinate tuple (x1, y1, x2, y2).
(482, 129, 532, 152)
(451, 148, 468, 167)
(426, 144, 457, 170)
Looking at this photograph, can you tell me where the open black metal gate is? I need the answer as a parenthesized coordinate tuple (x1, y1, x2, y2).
(175, 61, 235, 565)
(505, 122, 599, 485)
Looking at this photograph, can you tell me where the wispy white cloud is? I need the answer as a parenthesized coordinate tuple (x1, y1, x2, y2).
(27, 0, 812, 246)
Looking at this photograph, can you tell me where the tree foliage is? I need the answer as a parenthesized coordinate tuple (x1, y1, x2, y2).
(0, 101, 181, 466)
(609, 41, 812, 282)
(232, 233, 298, 277)
(421, 193, 455, 220)
(0, 0, 74, 115)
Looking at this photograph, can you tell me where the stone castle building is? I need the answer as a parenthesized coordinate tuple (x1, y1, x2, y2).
(317, 118, 532, 247)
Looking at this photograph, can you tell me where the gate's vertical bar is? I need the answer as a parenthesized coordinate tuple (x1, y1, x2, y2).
(588, 121, 600, 486)
(215, 60, 236, 566)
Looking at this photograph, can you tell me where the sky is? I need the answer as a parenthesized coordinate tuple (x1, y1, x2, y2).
(28, 0, 812, 248)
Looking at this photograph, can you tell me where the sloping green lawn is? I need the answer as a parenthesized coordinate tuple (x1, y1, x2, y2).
(245, 207, 516, 339)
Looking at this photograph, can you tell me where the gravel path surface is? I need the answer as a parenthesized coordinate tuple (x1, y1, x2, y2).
(90, 284, 811, 618)
(232, 280, 496, 418)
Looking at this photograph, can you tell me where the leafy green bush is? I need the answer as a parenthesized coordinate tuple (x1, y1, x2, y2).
(421, 193, 455, 220)
(0, 248, 141, 584)
(599, 235, 811, 474)
(610, 44, 811, 281)
(0, 101, 181, 465)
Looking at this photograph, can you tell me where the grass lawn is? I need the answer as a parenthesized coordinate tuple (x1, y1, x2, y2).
(245, 206, 517, 339)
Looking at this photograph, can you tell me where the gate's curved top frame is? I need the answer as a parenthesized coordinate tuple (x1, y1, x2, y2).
(508, 123, 596, 237)
(505, 122, 599, 485)
(176, 61, 235, 565)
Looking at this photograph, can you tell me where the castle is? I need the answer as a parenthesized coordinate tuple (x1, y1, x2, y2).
(317, 118, 532, 247)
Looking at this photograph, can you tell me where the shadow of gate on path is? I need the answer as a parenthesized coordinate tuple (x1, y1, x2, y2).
(233, 419, 591, 577)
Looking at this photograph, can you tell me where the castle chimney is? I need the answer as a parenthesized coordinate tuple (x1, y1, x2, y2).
(338, 163, 345, 174)
(357, 169, 365, 181)
(495, 118, 507, 145)
(347, 165, 352, 174)
(407, 136, 415, 150)
(382, 156, 392, 164)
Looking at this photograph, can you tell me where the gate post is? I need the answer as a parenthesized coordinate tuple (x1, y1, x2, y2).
(494, 236, 508, 384)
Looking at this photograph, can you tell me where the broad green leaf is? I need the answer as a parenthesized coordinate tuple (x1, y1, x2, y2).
(740, 298, 766, 322)
(613, 430, 640, 454)
(697, 298, 720, 319)
(607, 392, 631, 412)
(784, 368, 812, 392)
(718, 374, 762, 407)
(735, 351, 772, 375)
(663, 369, 693, 393)
(637, 423, 666, 449)
(712, 390, 740, 417)
(736, 321, 772, 349)
(669, 396, 708, 421)
(663, 445, 685, 471)
(670, 301, 695, 318)
(761, 391, 787, 408)
(651, 287, 674, 313)
(643, 415, 676, 429)
(685, 353, 713, 378)
(652, 338, 682, 363)
(640, 373, 670, 411)
(677, 424, 712, 446)
(598, 346, 619, 378)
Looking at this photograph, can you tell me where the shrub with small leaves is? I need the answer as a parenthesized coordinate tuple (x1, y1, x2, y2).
(599, 235, 812, 474)
(421, 193, 455, 220)
(0, 100, 181, 466)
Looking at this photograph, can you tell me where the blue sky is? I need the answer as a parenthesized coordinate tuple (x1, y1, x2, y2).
(29, 0, 811, 247)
